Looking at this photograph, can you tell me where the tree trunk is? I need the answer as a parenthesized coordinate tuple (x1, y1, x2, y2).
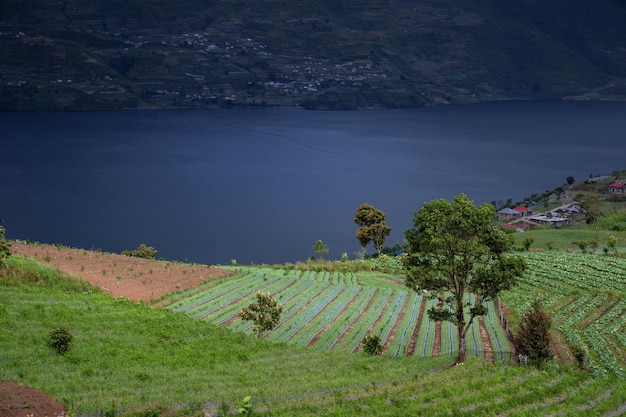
(456, 294, 467, 363)
(457, 323, 467, 363)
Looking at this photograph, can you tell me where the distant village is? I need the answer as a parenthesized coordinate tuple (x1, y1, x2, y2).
(0, 25, 390, 108)
(497, 179, 625, 231)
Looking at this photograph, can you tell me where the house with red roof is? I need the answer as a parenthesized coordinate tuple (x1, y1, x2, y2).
(512, 206, 531, 216)
(608, 182, 625, 193)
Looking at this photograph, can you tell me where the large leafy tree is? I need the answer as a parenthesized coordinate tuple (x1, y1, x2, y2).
(239, 291, 283, 338)
(354, 203, 392, 255)
(404, 193, 526, 363)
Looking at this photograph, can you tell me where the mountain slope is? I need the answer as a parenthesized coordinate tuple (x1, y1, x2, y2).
(1, 0, 626, 109)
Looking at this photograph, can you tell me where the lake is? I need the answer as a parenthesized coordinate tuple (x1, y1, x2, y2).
(1, 100, 625, 264)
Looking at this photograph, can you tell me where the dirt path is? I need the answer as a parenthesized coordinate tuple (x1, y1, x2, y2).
(307, 288, 362, 347)
(381, 295, 410, 354)
(406, 296, 427, 356)
(330, 290, 379, 352)
(478, 316, 494, 364)
(432, 321, 442, 357)
(354, 290, 394, 353)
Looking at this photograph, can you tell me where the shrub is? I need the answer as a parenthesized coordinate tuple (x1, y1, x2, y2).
(0, 218, 11, 267)
(362, 334, 382, 356)
(122, 244, 157, 259)
(522, 237, 535, 251)
(514, 300, 552, 366)
(571, 345, 587, 368)
(48, 326, 73, 354)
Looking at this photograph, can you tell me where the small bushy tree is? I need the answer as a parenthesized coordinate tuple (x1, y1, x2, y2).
(362, 334, 382, 355)
(313, 240, 329, 260)
(48, 326, 73, 354)
(522, 236, 535, 251)
(122, 243, 157, 259)
(514, 300, 553, 366)
(0, 217, 11, 267)
(239, 291, 283, 338)
(354, 203, 392, 255)
(606, 235, 618, 256)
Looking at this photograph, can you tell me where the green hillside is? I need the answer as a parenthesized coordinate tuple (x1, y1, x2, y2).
(1, 249, 625, 416)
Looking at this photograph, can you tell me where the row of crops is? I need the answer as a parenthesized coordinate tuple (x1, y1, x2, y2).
(166, 268, 511, 360)
(501, 251, 626, 380)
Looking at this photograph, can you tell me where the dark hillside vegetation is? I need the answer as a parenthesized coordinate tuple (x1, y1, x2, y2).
(1, 0, 626, 109)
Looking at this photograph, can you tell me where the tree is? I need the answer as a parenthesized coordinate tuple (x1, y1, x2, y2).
(0, 217, 11, 268)
(606, 235, 618, 256)
(522, 236, 535, 251)
(566, 176, 575, 186)
(361, 334, 383, 355)
(577, 193, 603, 240)
(404, 193, 526, 363)
(313, 239, 329, 260)
(354, 203, 392, 255)
(239, 291, 283, 338)
(514, 300, 553, 366)
(122, 243, 157, 259)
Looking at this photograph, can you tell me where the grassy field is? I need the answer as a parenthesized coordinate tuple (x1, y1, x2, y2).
(1, 248, 625, 416)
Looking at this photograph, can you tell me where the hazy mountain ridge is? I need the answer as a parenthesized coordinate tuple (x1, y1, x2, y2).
(2, 0, 626, 110)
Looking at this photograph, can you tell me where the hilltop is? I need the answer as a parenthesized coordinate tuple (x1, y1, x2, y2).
(2, 0, 626, 110)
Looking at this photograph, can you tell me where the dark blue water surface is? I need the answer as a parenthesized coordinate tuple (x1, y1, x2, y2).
(1, 101, 625, 264)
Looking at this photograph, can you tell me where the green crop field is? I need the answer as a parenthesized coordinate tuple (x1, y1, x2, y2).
(1, 250, 625, 416)
(165, 269, 511, 361)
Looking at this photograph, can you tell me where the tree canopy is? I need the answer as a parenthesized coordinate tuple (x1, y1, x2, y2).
(313, 240, 329, 260)
(404, 193, 526, 363)
(239, 291, 283, 338)
(353, 203, 392, 255)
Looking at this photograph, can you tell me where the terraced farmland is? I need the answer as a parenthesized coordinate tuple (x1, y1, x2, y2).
(166, 268, 511, 361)
(166, 251, 626, 379)
(501, 251, 626, 380)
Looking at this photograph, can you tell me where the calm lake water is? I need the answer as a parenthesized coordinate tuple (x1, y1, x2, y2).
(1, 100, 625, 264)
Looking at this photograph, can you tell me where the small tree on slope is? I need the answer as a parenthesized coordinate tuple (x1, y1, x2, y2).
(404, 193, 526, 363)
(354, 203, 392, 255)
(0, 217, 11, 268)
(239, 291, 283, 338)
(514, 300, 553, 366)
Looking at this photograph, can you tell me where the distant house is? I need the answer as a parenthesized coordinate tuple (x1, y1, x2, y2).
(608, 182, 625, 193)
(497, 207, 520, 221)
(512, 206, 531, 217)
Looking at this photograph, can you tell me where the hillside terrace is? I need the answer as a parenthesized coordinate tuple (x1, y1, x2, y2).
(0, 25, 390, 106)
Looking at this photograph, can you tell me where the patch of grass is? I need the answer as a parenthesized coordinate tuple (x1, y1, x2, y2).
(0, 262, 451, 415)
(1, 256, 96, 293)
(517, 228, 626, 252)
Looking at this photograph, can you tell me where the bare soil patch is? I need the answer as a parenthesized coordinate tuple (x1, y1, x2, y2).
(11, 241, 235, 302)
(0, 381, 67, 417)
